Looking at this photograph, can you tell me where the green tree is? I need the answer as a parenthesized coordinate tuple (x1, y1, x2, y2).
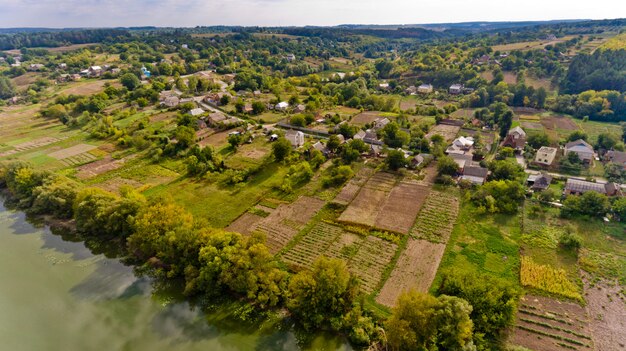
(527, 133, 550, 149)
(272, 137, 292, 162)
(386, 290, 475, 351)
(382, 122, 409, 148)
(386, 149, 407, 171)
(120, 73, 141, 91)
(567, 131, 588, 142)
(437, 156, 459, 176)
(0, 76, 16, 99)
(227, 133, 243, 150)
(287, 257, 360, 331)
(436, 270, 520, 349)
(596, 133, 617, 150)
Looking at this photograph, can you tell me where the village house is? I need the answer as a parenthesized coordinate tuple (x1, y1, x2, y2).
(204, 92, 228, 106)
(189, 108, 205, 117)
(534, 146, 558, 167)
(207, 112, 228, 126)
(312, 141, 330, 156)
(374, 117, 390, 130)
(446, 136, 475, 155)
(285, 54, 296, 62)
(449, 153, 473, 172)
(564, 179, 620, 196)
(28, 63, 45, 71)
(410, 153, 432, 169)
(84, 66, 103, 77)
(449, 84, 464, 95)
(564, 139, 594, 164)
(460, 166, 489, 185)
(369, 144, 384, 157)
(285, 130, 305, 148)
(417, 84, 433, 94)
(243, 104, 254, 114)
(605, 150, 626, 170)
(501, 126, 527, 152)
(162, 96, 180, 108)
(353, 130, 367, 141)
(405, 86, 417, 95)
(527, 173, 553, 191)
(275, 101, 290, 112)
(294, 104, 306, 113)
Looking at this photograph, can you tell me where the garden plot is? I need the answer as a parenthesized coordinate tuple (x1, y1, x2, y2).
(583, 275, 626, 351)
(76, 155, 133, 179)
(411, 191, 459, 243)
(351, 111, 385, 126)
(511, 294, 594, 351)
(541, 115, 579, 131)
(58, 152, 98, 167)
(376, 238, 446, 307)
(281, 223, 398, 294)
(48, 144, 98, 160)
(374, 181, 430, 235)
(253, 196, 325, 253)
(226, 212, 266, 235)
(337, 172, 397, 228)
(332, 167, 376, 205)
(426, 124, 460, 142)
(0, 137, 62, 157)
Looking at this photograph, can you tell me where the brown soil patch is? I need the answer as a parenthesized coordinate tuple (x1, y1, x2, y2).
(226, 212, 265, 235)
(522, 121, 544, 130)
(376, 238, 446, 307)
(426, 124, 460, 142)
(583, 275, 626, 351)
(541, 116, 579, 131)
(76, 155, 133, 179)
(332, 167, 375, 205)
(198, 130, 229, 148)
(351, 111, 384, 126)
(338, 172, 397, 227)
(10, 73, 39, 88)
(48, 144, 97, 159)
(59, 80, 107, 96)
(511, 294, 594, 351)
(400, 99, 418, 111)
(374, 182, 430, 235)
(149, 112, 176, 123)
(253, 196, 325, 253)
(450, 108, 476, 119)
(416, 164, 438, 186)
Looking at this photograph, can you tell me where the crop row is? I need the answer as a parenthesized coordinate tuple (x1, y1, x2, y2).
(520, 257, 582, 301)
(410, 191, 459, 243)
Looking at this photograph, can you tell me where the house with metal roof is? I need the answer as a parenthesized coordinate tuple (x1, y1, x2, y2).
(564, 178, 620, 196)
(564, 139, 594, 164)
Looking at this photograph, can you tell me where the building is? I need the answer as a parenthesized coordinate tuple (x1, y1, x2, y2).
(285, 130, 305, 148)
(312, 141, 330, 156)
(285, 54, 296, 62)
(294, 104, 306, 113)
(275, 101, 290, 112)
(405, 86, 417, 95)
(528, 173, 553, 191)
(369, 144, 384, 157)
(189, 108, 205, 117)
(87, 66, 103, 77)
(378, 82, 390, 90)
(564, 139, 594, 164)
(374, 117, 390, 130)
(410, 153, 432, 168)
(161, 96, 180, 107)
(606, 150, 626, 170)
(449, 153, 473, 172)
(461, 166, 489, 185)
(564, 179, 620, 196)
(534, 146, 558, 166)
(446, 136, 475, 155)
(28, 63, 45, 71)
(417, 84, 433, 94)
(353, 130, 367, 141)
(501, 126, 527, 152)
(207, 112, 227, 125)
(449, 84, 464, 95)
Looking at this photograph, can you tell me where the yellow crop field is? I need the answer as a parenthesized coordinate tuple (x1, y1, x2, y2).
(601, 33, 626, 50)
(520, 257, 582, 301)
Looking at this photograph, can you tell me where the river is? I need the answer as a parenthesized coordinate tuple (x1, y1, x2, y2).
(0, 200, 352, 351)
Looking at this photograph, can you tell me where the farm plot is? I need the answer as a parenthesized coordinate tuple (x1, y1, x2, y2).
(351, 111, 384, 126)
(376, 238, 446, 307)
(411, 191, 460, 243)
(226, 212, 266, 235)
(0, 136, 61, 157)
(332, 167, 376, 205)
(450, 108, 476, 119)
(426, 124, 460, 142)
(58, 80, 108, 96)
(511, 294, 594, 351)
(521, 121, 544, 130)
(281, 223, 398, 294)
(76, 155, 134, 179)
(541, 115, 579, 131)
(583, 274, 626, 351)
(374, 181, 430, 235)
(48, 144, 98, 160)
(253, 196, 326, 253)
(338, 172, 397, 228)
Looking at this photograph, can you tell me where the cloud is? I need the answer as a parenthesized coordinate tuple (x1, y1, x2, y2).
(0, 0, 623, 28)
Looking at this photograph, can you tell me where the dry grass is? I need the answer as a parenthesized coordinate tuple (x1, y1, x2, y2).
(48, 144, 98, 160)
(520, 256, 582, 301)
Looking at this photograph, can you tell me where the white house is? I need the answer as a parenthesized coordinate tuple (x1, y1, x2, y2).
(418, 84, 433, 94)
(449, 84, 464, 95)
(275, 101, 290, 112)
(285, 130, 305, 148)
(189, 108, 205, 117)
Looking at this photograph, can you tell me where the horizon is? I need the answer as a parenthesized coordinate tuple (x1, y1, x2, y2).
(0, 0, 624, 28)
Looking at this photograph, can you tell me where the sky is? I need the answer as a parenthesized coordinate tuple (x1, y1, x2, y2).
(0, 0, 624, 28)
